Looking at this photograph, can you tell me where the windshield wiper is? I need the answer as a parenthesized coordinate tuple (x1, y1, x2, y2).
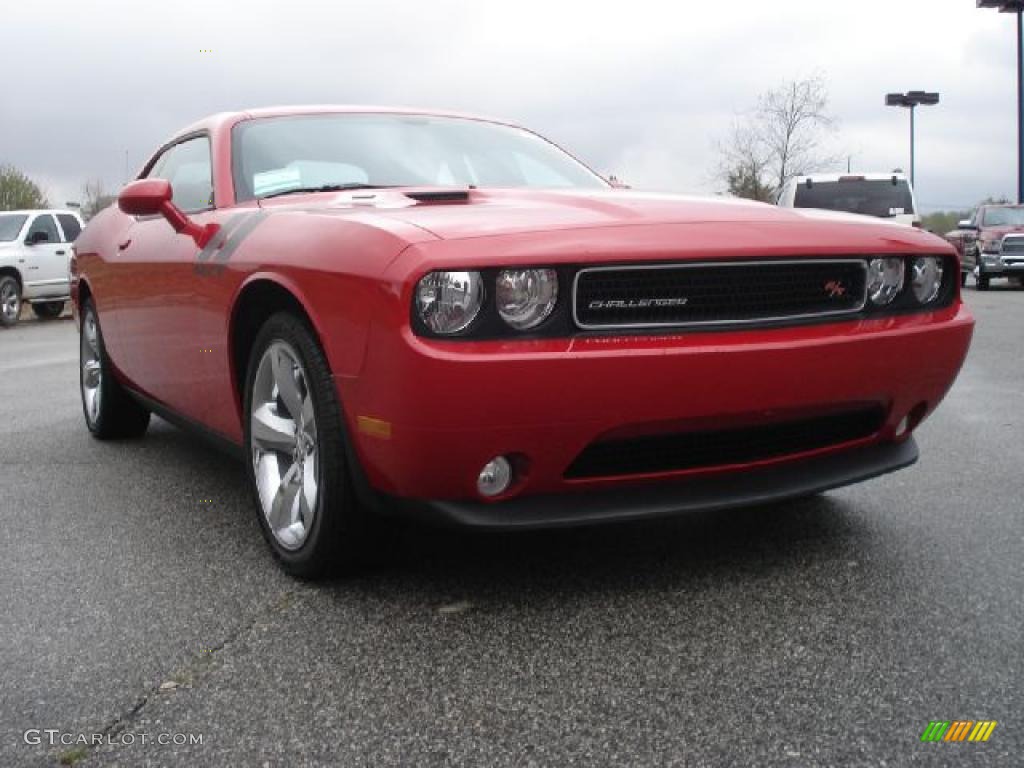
(261, 183, 393, 199)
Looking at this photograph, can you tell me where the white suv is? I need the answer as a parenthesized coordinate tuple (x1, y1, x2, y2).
(0, 209, 83, 327)
(776, 172, 921, 228)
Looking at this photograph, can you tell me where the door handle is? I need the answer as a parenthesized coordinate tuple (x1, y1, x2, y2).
(56, 250, 66, 255)
(118, 239, 132, 251)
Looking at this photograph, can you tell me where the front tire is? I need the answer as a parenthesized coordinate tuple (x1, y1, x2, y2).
(32, 300, 65, 319)
(80, 299, 151, 438)
(0, 275, 21, 327)
(243, 312, 365, 578)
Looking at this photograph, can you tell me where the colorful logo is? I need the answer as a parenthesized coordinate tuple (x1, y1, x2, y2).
(920, 721, 997, 743)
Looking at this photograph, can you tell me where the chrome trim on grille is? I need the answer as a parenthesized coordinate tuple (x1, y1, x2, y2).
(1000, 234, 1024, 255)
(572, 259, 869, 331)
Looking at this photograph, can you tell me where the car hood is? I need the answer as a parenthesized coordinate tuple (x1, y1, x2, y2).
(980, 225, 1024, 239)
(258, 187, 947, 251)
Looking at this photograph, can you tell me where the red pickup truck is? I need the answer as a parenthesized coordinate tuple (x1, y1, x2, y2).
(945, 204, 1024, 290)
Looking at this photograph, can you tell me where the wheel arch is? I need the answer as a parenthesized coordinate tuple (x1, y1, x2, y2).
(228, 274, 331, 420)
(0, 265, 23, 290)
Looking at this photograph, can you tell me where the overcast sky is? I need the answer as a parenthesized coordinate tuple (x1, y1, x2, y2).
(0, 0, 1019, 211)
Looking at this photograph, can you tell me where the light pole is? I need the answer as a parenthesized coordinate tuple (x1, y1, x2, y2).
(885, 91, 940, 189)
(978, 1, 1024, 203)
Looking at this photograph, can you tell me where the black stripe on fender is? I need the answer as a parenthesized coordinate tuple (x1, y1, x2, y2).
(212, 211, 268, 264)
(194, 211, 269, 276)
(196, 213, 248, 265)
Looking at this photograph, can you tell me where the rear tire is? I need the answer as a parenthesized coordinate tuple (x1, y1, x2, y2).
(243, 312, 367, 579)
(960, 271, 967, 288)
(0, 275, 21, 328)
(80, 298, 151, 438)
(976, 270, 990, 291)
(32, 300, 65, 319)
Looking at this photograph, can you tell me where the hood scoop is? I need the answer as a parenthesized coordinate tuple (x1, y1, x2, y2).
(404, 188, 471, 204)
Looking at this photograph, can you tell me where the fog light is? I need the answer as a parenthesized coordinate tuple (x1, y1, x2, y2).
(895, 416, 909, 438)
(477, 456, 513, 497)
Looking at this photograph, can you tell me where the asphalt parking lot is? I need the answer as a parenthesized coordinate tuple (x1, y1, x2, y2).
(1, 287, 1022, 767)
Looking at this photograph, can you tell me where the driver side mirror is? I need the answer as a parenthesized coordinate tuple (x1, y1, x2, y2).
(957, 220, 978, 230)
(26, 230, 50, 245)
(118, 179, 218, 247)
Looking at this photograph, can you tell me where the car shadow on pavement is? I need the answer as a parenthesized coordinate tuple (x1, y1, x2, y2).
(337, 494, 871, 607)
(137, 416, 872, 602)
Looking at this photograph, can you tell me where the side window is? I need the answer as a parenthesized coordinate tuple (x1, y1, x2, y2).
(145, 136, 214, 213)
(26, 214, 60, 244)
(56, 214, 82, 242)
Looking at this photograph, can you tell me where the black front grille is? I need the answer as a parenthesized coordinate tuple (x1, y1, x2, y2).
(573, 260, 867, 329)
(565, 406, 886, 479)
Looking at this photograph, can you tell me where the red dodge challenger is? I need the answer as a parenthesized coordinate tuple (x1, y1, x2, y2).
(72, 106, 974, 577)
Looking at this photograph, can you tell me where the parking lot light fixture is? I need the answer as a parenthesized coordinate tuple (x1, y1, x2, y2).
(978, 1, 1024, 203)
(885, 91, 940, 189)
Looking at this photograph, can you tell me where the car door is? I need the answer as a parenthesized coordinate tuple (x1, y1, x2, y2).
(22, 214, 69, 297)
(965, 209, 982, 270)
(115, 135, 215, 422)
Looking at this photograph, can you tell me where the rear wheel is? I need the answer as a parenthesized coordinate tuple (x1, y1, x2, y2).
(32, 300, 65, 319)
(80, 299, 151, 438)
(976, 268, 990, 290)
(0, 276, 21, 327)
(244, 312, 366, 578)
(960, 271, 968, 288)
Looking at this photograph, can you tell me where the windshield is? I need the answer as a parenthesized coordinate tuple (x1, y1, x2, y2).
(233, 113, 607, 201)
(793, 179, 915, 218)
(981, 206, 1024, 227)
(0, 214, 28, 242)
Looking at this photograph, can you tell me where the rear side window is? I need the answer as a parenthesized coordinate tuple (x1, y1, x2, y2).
(26, 214, 60, 243)
(794, 179, 914, 219)
(57, 214, 82, 242)
(146, 136, 214, 213)
(0, 214, 28, 241)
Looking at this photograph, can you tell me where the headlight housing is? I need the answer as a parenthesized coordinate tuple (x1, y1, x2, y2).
(415, 271, 484, 334)
(866, 257, 905, 305)
(911, 256, 944, 304)
(981, 238, 1002, 254)
(495, 268, 559, 330)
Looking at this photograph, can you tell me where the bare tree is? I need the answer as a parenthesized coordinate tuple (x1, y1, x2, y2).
(715, 122, 776, 203)
(0, 165, 49, 210)
(81, 178, 117, 220)
(716, 76, 838, 202)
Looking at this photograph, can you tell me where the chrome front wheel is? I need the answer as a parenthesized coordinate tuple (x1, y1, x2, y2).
(250, 340, 320, 551)
(0, 277, 20, 327)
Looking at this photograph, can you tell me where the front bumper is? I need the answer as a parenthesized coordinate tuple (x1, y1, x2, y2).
(979, 253, 1024, 276)
(337, 303, 973, 510)
(388, 438, 918, 529)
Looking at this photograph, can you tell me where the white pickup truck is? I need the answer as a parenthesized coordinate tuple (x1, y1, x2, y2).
(776, 172, 922, 228)
(0, 209, 83, 327)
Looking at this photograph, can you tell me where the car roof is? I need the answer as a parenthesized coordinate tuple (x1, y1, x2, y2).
(790, 172, 909, 183)
(0, 209, 82, 217)
(174, 105, 520, 139)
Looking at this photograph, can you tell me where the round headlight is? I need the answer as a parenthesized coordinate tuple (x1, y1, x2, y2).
(911, 256, 944, 304)
(415, 271, 484, 334)
(866, 257, 905, 305)
(495, 268, 558, 330)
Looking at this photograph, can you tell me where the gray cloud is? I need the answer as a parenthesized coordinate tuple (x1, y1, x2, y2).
(0, 0, 1018, 211)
